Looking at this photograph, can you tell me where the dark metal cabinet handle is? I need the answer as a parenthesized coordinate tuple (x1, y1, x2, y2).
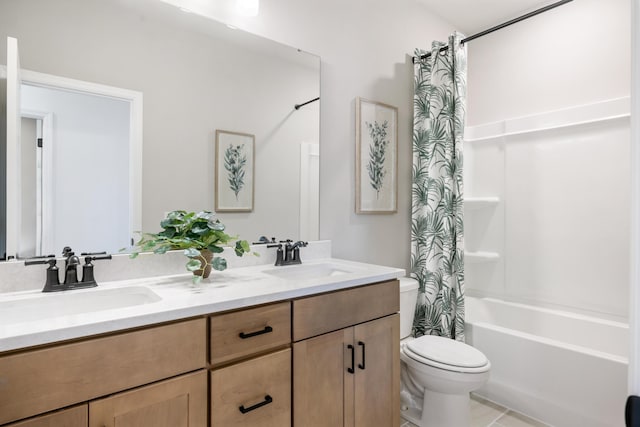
(239, 395, 273, 414)
(347, 344, 355, 374)
(358, 341, 366, 370)
(238, 325, 273, 339)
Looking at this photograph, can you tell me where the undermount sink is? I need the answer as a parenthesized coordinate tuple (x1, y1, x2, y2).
(262, 262, 358, 281)
(0, 286, 162, 324)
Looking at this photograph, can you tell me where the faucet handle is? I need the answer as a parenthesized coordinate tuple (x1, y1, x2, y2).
(81, 254, 111, 285)
(290, 241, 308, 263)
(25, 258, 62, 292)
(83, 254, 113, 264)
(24, 257, 57, 267)
(62, 246, 73, 257)
(267, 244, 285, 266)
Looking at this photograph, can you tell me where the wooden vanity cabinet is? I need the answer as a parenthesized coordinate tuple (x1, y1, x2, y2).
(0, 319, 207, 426)
(0, 278, 398, 427)
(292, 280, 400, 427)
(3, 371, 207, 427)
(209, 302, 292, 427)
(89, 370, 207, 427)
(4, 406, 88, 427)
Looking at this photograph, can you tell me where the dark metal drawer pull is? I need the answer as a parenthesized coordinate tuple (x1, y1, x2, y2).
(239, 395, 273, 414)
(239, 325, 273, 339)
(347, 344, 355, 374)
(358, 341, 366, 370)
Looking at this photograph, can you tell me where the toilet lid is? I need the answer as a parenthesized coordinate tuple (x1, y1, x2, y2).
(406, 335, 488, 368)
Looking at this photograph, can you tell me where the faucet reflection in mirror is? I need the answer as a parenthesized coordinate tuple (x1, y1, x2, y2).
(19, 80, 141, 259)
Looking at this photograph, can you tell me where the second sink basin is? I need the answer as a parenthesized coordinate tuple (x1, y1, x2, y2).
(0, 286, 162, 324)
(262, 262, 358, 281)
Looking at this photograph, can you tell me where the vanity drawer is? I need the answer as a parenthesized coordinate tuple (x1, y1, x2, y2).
(210, 348, 291, 427)
(292, 280, 399, 341)
(209, 302, 291, 366)
(0, 318, 206, 425)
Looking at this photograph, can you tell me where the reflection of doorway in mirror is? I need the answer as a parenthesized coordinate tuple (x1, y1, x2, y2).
(12, 70, 143, 257)
(19, 116, 40, 258)
(21, 84, 132, 256)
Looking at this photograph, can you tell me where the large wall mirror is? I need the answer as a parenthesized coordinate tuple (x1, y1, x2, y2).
(0, 0, 320, 259)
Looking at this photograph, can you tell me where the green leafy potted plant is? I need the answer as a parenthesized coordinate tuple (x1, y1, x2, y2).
(129, 210, 252, 283)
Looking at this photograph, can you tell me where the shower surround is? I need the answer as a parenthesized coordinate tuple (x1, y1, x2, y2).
(464, 97, 630, 427)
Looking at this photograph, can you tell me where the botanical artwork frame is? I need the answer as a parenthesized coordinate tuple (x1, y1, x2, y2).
(355, 97, 398, 214)
(215, 130, 255, 212)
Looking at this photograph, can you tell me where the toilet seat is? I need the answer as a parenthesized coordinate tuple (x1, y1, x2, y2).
(403, 336, 490, 374)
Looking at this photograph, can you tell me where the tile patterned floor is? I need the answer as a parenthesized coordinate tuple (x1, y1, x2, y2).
(400, 394, 550, 427)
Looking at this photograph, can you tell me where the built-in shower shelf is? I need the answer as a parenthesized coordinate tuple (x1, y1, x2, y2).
(465, 251, 500, 263)
(464, 197, 500, 210)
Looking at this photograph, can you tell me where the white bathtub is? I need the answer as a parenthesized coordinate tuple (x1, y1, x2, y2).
(465, 297, 628, 427)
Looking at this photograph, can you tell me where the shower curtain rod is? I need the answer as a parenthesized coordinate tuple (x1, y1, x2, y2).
(294, 97, 320, 110)
(412, 0, 574, 64)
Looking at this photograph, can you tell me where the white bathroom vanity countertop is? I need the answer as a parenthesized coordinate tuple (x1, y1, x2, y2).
(0, 258, 405, 352)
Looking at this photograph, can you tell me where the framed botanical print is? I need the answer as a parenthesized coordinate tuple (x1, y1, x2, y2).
(355, 97, 398, 214)
(215, 130, 254, 212)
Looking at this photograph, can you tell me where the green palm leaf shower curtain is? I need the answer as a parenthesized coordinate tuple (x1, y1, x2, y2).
(411, 33, 467, 341)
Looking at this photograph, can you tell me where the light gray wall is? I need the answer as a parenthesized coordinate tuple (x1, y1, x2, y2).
(466, 0, 630, 125)
(196, 0, 455, 270)
(0, 0, 319, 247)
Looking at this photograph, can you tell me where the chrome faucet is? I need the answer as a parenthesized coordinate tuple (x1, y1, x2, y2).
(268, 240, 308, 266)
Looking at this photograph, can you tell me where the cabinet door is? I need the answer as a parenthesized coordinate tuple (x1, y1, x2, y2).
(88, 370, 207, 427)
(353, 314, 400, 427)
(293, 328, 354, 427)
(5, 405, 87, 427)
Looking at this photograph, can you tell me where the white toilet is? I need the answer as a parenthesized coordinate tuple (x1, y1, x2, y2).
(399, 277, 491, 427)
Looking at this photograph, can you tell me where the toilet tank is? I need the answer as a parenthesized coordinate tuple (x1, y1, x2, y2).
(399, 277, 419, 339)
